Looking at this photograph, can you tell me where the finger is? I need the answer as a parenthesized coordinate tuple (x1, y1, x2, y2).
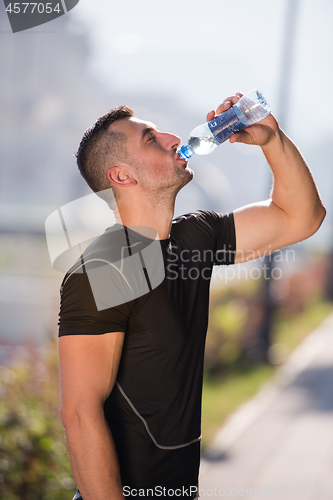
(229, 133, 241, 144)
(229, 130, 254, 145)
(223, 95, 240, 104)
(216, 100, 232, 115)
(206, 110, 215, 122)
(216, 92, 243, 115)
(223, 93, 243, 104)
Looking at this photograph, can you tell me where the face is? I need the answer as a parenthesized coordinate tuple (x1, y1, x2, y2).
(111, 117, 193, 195)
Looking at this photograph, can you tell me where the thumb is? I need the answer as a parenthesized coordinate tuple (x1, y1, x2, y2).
(229, 133, 242, 144)
(230, 130, 255, 145)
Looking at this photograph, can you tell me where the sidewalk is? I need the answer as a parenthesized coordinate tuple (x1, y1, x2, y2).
(199, 313, 333, 500)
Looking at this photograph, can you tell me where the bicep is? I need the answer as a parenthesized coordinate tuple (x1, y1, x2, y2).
(59, 332, 125, 415)
(233, 200, 295, 263)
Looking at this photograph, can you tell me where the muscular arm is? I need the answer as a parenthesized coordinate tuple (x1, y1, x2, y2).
(207, 95, 326, 263)
(59, 332, 125, 500)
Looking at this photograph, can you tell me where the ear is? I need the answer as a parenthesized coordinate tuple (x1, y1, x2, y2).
(107, 165, 137, 188)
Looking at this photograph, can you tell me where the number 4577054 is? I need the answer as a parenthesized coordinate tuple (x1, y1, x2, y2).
(5, 3, 62, 14)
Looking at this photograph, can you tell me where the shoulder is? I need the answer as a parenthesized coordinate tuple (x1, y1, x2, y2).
(60, 224, 133, 298)
(173, 209, 233, 224)
(59, 223, 161, 327)
(172, 210, 234, 237)
(59, 256, 132, 337)
(171, 210, 236, 264)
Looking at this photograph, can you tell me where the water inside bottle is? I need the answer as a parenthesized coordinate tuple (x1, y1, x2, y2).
(188, 136, 220, 155)
(237, 91, 270, 124)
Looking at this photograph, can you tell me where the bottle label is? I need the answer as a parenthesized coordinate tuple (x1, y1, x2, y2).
(208, 107, 246, 144)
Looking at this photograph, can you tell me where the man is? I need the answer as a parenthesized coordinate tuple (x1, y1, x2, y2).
(58, 94, 325, 500)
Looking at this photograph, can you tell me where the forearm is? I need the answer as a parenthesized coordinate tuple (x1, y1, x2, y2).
(261, 127, 325, 231)
(64, 409, 124, 500)
(220, 96, 325, 261)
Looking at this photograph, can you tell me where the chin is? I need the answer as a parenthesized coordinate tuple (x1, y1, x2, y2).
(175, 168, 194, 193)
(183, 165, 194, 181)
(185, 165, 194, 178)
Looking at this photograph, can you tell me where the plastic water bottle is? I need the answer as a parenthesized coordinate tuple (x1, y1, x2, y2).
(177, 89, 271, 160)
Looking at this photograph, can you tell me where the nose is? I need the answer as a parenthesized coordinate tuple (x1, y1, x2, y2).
(159, 132, 181, 151)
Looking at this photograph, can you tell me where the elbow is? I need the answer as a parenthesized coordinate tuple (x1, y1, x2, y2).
(319, 204, 327, 226)
(60, 404, 79, 429)
(60, 400, 104, 430)
(292, 203, 326, 244)
(310, 203, 326, 235)
(302, 203, 326, 241)
(60, 402, 86, 429)
(319, 204, 327, 223)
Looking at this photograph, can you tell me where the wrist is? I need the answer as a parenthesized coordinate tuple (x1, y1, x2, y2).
(261, 126, 284, 154)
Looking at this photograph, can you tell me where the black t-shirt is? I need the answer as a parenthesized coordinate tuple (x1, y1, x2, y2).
(59, 210, 236, 498)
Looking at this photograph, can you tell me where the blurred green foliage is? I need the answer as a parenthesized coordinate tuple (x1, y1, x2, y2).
(205, 256, 331, 373)
(205, 278, 261, 374)
(0, 339, 76, 500)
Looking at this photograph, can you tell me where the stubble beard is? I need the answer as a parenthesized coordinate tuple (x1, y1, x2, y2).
(173, 164, 193, 194)
(133, 155, 194, 202)
(154, 162, 194, 208)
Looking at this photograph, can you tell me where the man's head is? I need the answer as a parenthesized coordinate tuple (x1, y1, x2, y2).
(76, 106, 193, 207)
(75, 106, 134, 194)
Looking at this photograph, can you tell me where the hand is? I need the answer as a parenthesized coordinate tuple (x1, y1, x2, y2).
(206, 93, 279, 148)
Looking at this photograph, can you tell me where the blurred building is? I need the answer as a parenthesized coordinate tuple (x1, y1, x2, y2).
(0, 5, 113, 346)
(0, 3, 107, 219)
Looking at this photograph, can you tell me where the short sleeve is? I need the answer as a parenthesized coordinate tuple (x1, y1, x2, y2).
(203, 211, 236, 265)
(58, 266, 130, 337)
(172, 210, 236, 266)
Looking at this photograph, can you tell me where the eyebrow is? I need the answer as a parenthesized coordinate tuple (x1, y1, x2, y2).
(141, 126, 158, 141)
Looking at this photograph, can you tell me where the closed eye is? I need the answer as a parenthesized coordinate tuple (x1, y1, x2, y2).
(142, 126, 158, 144)
(147, 134, 156, 143)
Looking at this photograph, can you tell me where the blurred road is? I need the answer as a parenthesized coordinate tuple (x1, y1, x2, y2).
(199, 313, 333, 500)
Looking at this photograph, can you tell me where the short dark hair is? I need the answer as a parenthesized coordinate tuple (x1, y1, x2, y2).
(75, 106, 134, 193)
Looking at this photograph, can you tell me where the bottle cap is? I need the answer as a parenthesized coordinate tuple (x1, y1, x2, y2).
(177, 144, 194, 160)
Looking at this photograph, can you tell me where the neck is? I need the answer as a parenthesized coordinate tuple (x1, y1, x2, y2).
(114, 191, 176, 240)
